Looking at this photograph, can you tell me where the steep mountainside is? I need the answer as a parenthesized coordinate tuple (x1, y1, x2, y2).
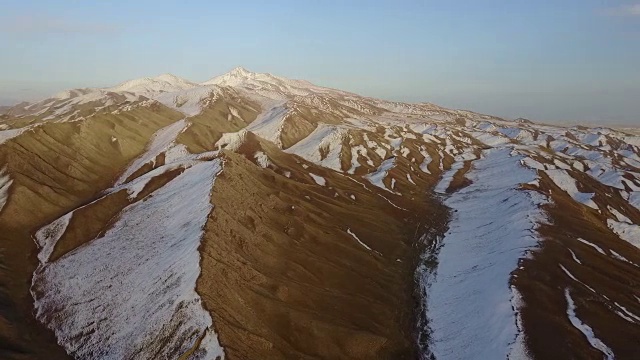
(0, 67, 639, 359)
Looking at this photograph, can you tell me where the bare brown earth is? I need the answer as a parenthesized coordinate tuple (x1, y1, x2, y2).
(279, 113, 318, 149)
(446, 159, 474, 194)
(176, 91, 259, 153)
(0, 106, 183, 360)
(195, 141, 448, 359)
(48, 166, 186, 263)
(514, 172, 640, 360)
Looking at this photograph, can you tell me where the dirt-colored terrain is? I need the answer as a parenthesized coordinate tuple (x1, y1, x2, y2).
(196, 144, 447, 359)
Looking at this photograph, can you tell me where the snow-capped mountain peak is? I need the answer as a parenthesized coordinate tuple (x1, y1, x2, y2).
(108, 73, 197, 94)
(228, 66, 252, 77)
(201, 66, 259, 86)
(201, 67, 341, 103)
(202, 66, 308, 88)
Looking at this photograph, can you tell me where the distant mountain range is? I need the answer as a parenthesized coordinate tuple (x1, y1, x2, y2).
(1, 67, 639, 360)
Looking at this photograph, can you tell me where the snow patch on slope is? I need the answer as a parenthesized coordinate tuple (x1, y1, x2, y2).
(422, 148, 544, 360)
(33, 212, 73, 264)
(577, 238, 606, 255)
(31, 160, 225, 360)
(419, 147, 432, 174)
(245, 103, 288, 147)
(285, 124, 347, 171)
(607, 219, 640, 248)
(254, 151, 272, 168)
(434, 161, 464, 194)
(509, 286, 531, 360)
(116, 119, 189, 185)
(0, 167, 12, 213)
(215, 130, 248, 152)
(125, 175, 153, 200)
(154, 86, 219, 116)
(346, 228, 373, 251)
(545, 169, 597, 209)
(309, 173, 326, 186)
(364, 157, 396, 193)
(564, 289, 614, 359)
(0, 127, 30, 145)
(628, 192, 640, 211)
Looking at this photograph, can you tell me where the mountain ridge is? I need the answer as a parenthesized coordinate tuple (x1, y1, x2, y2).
(0, 67, 639, 360)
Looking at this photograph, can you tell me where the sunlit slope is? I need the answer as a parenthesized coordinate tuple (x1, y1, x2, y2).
(0, 67, 638, 359)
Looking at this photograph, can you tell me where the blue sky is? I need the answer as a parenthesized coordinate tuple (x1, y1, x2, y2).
(1, 0, 639, 125)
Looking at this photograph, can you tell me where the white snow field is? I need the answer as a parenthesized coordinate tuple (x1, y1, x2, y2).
(31, 159, 225, 360)
(423, 148, 545, 360)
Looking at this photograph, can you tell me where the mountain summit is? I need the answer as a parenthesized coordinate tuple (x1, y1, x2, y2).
(202, 66, 317, 94)
(226, 66, 253, 77)
(109, 73, 197, 94)
(202, 66, 255, 84)
(0, 68, 639, 360)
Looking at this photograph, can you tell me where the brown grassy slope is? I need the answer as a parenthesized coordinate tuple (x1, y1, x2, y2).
(516, 173, 640, 360)
(195, 143, 447, 359)
(176, 93, 259, 153)
(279, 113, 318, 149)
(0, 105, 183, 360)
(47, 166, 186, 263)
